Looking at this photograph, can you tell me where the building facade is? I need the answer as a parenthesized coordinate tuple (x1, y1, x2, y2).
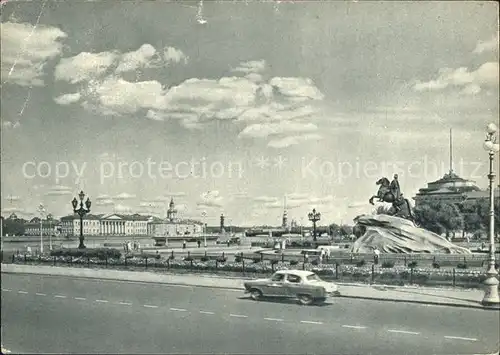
(24, 217, 59, 236)
(147, 199, 203, 238)
(413, 171, 483, 207)
(59, 214, 102, 237)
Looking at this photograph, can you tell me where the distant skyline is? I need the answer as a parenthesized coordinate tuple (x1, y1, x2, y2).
(1, 1, 499, 225)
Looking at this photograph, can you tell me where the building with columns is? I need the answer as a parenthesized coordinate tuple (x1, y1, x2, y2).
(60, 214, 101, 237)
(99, 213, 149, 236)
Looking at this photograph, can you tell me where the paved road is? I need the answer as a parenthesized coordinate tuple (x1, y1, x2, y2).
(1, 274, 499, 354)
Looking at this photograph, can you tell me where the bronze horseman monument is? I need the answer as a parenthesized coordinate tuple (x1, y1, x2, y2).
(352, 175, 470, 254)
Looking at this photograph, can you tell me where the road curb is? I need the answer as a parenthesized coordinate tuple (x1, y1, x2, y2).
(2, 264, 495, 310)
(336, 294, 500, 311)
(1, 270, 245, 291)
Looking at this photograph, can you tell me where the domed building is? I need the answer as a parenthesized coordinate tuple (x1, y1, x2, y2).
(413, 171, 482, 207)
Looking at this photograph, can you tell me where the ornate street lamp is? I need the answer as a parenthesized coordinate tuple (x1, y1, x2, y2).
(201, 210, 207, 248)
(72, 190, 91, 249)
(308, 208, 321, 242)
(37, 204, 46, 254)
(482, 123, 500, 307)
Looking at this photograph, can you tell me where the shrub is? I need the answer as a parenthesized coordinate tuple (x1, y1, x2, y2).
(234, 255, 242, 263)
(408, 261, 418, 268)
(50, 248, 121, 260)
(290, 260, 298, 266)
(456, 263, 468, 269)
(270, 259, 278, 265)
(184, 256, 194, 262)
(356, 260, 366, 267)
(303, 241, 312, 247)
(432, 262, 440, 269)
(168, 255, 175, 260)
(200, 256, 209, 262)
(252, 257, 261, 263)
(216, 257, 227, 263)
(381, 261, 395, 268)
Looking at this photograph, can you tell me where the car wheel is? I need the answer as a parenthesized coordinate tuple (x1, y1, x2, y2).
(297, 294, 314, 305)
(314, 297, 326, 305)
(250, 289, 262, 301)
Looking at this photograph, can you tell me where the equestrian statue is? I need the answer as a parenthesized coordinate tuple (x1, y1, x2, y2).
(368, 174, 414, 221)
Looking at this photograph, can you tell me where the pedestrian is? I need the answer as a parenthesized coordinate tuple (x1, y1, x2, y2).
(127, 241, 131, 253)
(197, 240, 201, 248)
(137, 241, 140, 251)
(26, 245, 32, 255)
(320, 249, 325, 264)
(373, 247, 380, 265)
(183, 240, 187, 249)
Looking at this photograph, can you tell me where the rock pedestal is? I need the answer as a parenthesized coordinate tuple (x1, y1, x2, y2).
(351, 214, 471, 254)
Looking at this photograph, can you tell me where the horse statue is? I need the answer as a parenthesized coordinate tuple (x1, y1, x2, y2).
(369, 176, 414, 221)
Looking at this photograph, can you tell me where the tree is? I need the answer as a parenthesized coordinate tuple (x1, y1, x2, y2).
(413, 202, 464, 238)
(339, 224, 353, 238)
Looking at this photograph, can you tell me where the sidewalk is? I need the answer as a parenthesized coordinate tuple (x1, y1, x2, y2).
(1, 263, 498, 310)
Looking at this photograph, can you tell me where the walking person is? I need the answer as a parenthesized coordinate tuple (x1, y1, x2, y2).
(183, 240, 187, 249)
(373, 247, 380, 265)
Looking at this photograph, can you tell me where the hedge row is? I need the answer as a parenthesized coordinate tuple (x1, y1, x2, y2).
(50, 248, 121, 260)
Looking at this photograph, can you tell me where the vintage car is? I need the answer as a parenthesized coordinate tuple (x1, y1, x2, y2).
(243, 270, 340, 305)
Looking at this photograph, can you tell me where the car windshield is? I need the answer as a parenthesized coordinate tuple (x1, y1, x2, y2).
(306, 274, 321, 282)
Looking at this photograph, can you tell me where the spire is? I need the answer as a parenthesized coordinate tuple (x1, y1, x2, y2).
(449, 128, 453, 175)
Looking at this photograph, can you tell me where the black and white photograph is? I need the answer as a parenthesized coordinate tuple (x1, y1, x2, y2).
(1, 1, 499, 354)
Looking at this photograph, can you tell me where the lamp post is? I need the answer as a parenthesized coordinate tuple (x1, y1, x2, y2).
(482, 123, 500, 307)
(72, 190, 91, 249)
(37, 204, 46, 254)
(47, 213, 53, 251)
(308, 208, 321, 242)
(201, 210, 207, 248)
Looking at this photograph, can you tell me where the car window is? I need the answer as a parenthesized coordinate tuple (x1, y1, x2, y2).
(306, 274, 321, 281)
(271, 273, 285, 282)
(287, 274, 302, 283)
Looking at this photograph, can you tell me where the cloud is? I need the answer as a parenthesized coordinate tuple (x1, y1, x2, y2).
(139, 201, 162, 208)
(238, 122, 318, 139)
(92, 77, 167, 115)
(96, 199, 114, 206)
(54, 92, 81, 105)
(4, 195, 22, 202)
(267, 133, 322, 148)
(164, 46, 188, 64)
(114, 192, 136, 200)
(198, 190, 223, 208)
(286, 193, 310, 200)
(2, 121, 21, 129)
(269, 77, 325, 101)
(237, 103, 319, 123)
(55, 51, 119, 84)
(473, 33, 499, 54)
(461, 84, 481, 95)
(1, 207, 26, 214)
(253, 196, 279, 203)
(115, 44, 160, 74)
(168, 192, 187, 197)
(45, 185, 72, 196)
(1, 22, 67, 87)
(257, 194, 335, 210)
(232, 60, 266, 74)
(413, 62, 499, 92)
(114, 204, 132, 213)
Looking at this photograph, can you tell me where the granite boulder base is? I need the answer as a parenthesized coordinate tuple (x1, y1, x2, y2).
(351, 214, 471, 254)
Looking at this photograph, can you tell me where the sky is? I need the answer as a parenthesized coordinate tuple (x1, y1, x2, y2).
(1, 0, 499, 226)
